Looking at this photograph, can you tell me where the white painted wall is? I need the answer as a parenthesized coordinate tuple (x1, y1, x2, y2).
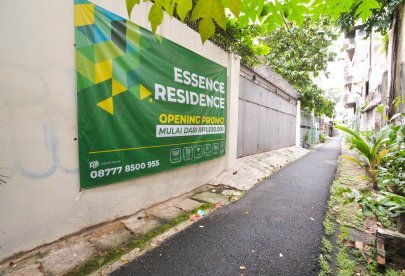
(0, 0, 238, 260)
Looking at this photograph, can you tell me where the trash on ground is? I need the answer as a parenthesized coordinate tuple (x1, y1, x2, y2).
(199, 225, 204, 228)
(197, 209, 206, 216)
(189, 214, 201, 221)
(279, 253, 283, 258)
(239, 266, 246, 270)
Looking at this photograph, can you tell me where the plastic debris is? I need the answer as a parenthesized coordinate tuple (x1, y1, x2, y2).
(190, 214, 201, 221)
(279, 253, 283, 258)
(310, 217, 315, 221)
(239, 266, 246, 270)
(197, 209, 206, 216)
(199, 225, 204, 228)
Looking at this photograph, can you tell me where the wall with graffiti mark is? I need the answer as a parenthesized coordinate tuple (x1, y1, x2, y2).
(0, 0, 239, 260)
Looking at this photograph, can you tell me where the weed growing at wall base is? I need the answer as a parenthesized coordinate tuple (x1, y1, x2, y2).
(68, 203, 214, 276)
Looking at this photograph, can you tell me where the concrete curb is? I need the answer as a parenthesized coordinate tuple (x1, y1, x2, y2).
(0, 145, 310, 276)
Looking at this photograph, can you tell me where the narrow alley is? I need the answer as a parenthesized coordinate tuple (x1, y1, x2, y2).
(112, 138, 341, 275)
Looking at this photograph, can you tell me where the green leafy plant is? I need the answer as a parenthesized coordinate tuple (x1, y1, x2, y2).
(125, 0, 386, 42)
(337, 0, 404, 36)
(264, 17, 338, 117)
(338, 186, 405, 228)
(319, 254, 332, 275)
(319, 134, 326, 143)
(381, 192, 405, 217)
(336, 125, 389, 189)
(377, 125, 405, 196)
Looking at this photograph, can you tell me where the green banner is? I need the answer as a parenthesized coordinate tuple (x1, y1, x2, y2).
(74, 0, 227, 189)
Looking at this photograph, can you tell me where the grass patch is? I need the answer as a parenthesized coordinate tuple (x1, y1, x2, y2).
(320, 145, 404, 276)
(319, 254, 332, 276)
(323, 217, 335, 236)
(337, 203, 363, 228)
(321, 237, 333, 254)
(386, 268, 403, 276)
(68, 203, 214, 276)
(337, 248, 356, 275)
(338, 225, 349, 241)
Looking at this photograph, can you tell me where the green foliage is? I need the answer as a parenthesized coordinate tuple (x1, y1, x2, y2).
(226, 0, 242, 19)
(337, 118, 405, 227)
(377, 124, 405, 196)
(209, 21, 268, 66)
(319, 254, 332, 275)
(70, 203, 214, 275)
(337, 247, 356, 275)
(337, 0, 404, 36)
(190, 15, 338, 116)
(174, 0, 193, 22)
(320, 134, 326, 143)
(340, 186, 404, 228)
(264, 18, 338, 116)
(321, 237, 333, 253)
(342, 188, 395, 227)
(126, 0, 390, 42)
(386, 268, 403, 276)
(382, 33, 389, 55)
(323, 217, 335, 236)
(336, 125, 390, 189)
(148, 1, 165, 33)
(126, 0, 140, 17)
(191, 0, 227, 42)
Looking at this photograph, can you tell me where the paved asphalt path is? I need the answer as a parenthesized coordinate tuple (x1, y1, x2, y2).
(112, 138, 341, 276)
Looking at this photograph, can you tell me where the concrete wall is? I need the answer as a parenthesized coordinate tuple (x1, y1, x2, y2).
(237, 65, 297, 157)
(0, 0, 239, 260)
(395, 4, 405, 114)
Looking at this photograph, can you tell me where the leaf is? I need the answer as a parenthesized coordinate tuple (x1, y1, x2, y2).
(355, 0, 380, 22)
(162, 0, 174, 17)
(336, 125, 364, 142)
(198, 17, 216, 43)
(149, 3, 164, 33)
(174, 0, 192, 21)
(376, 148, 388, 166)
(238, 15, 249, 27)
(393, 96, 405, 108)
(389, 112, 404, 121)
(228, 0, 242, 18)
(126, 0, 140, 18)
(191, 0, 227, 30)
(341, 155, 364, 167)
(376, 104, 385, 113)
(285, 1, 307, 26)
